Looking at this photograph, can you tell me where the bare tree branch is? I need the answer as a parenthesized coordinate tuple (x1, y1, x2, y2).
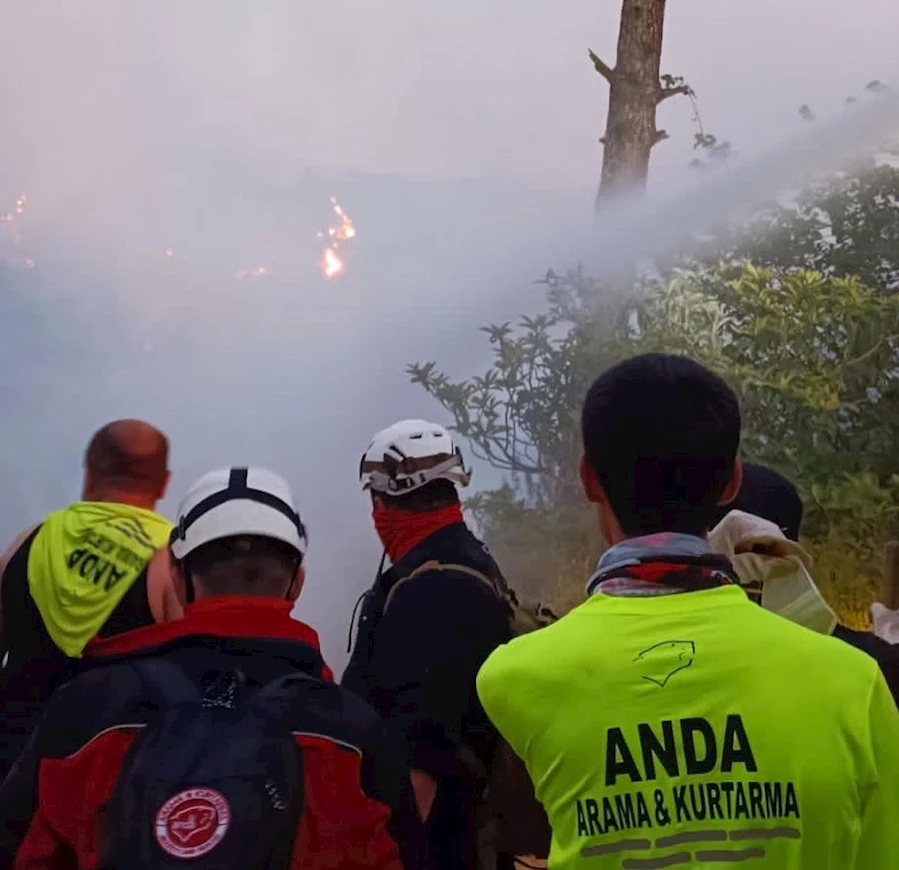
(658, 84, 692, 103)
(844, 333, 899, 368)
(652, 129, 670, 147)
(587, 49, 615, 84)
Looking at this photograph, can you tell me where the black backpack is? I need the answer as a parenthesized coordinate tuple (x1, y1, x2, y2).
(97, 657, 307, 870)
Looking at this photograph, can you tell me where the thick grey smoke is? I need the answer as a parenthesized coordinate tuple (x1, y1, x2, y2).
(0, 166, 576, 670)
(0, 4, 585, 671)
(1, 2, 898, 671)
(580, 90, 899, 281)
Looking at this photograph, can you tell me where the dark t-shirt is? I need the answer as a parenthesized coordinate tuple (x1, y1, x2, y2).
(0, 528, 154, 778)
(343, 523, 514, 870)
(833, 623, 899, 706)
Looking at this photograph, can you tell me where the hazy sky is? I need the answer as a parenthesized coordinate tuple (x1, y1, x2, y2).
(1, 1, 897, 670)
(2, 0, 898, 194)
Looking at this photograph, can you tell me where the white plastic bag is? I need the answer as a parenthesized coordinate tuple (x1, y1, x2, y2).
(708, 509, 837, 634)
(870, 602, 899, 645)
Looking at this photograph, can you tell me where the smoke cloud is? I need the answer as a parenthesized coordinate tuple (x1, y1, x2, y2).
(1, 1, 897, 670)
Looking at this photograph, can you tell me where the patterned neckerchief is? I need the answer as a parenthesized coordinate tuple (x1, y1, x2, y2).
(586, 533, 740, 598)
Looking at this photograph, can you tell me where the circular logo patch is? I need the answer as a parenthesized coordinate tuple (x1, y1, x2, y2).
(154, 788, 231, 859)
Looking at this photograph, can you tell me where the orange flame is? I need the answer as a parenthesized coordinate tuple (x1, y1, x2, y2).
(321, 247, 344, 278)
(329, 197, 356, 241)
(318, 197, 355, 279)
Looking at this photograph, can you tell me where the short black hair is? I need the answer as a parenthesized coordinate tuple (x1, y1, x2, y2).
(710, 463, 803, 541)
(373, 479, 460, 513)
(581, 353, 741, 537)
(186, 535, 301, 598)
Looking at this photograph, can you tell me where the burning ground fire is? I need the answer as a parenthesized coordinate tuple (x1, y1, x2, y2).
(317, 197, 356, 279)
(219, 196, 356, 281)
(3, 190, 357, 281)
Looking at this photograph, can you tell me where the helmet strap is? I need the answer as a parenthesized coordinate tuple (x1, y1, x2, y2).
(284, 555, 303, 602)
(183, 563, 196, 605)
(169, 525, 195, 605)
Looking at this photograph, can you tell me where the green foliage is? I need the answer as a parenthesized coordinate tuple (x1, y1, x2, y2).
(805, 473, 899, 550)
(798, 474, 899, 626)
(411, 156, 899, 624)
(639, 265, 899, 484)
(690, 133, 733, 170)
(720, 160, 899, 291)
(409, 270, 627, 506)
(410, 259, 899, 623)
(466, 487, 602, 616)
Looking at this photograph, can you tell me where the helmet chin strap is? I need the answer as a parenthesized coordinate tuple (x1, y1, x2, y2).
(183, 562, 196, 605)
(285, 555, 303, 602)
(169, 525, 196, 605)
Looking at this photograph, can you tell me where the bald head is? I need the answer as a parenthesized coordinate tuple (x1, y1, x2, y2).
(83, 419, 170, 508)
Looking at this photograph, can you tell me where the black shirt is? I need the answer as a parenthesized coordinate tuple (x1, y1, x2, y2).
(0, 526, 155, 778)
(343, 522, 514, 870)
(833, 623, 899, 706)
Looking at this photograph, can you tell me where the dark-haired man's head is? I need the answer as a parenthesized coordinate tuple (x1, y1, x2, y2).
(184, 535, 304, 602)
(83, 419, 170, 509)
(579, 354, 743, 542)
(710, 463, 804, 541)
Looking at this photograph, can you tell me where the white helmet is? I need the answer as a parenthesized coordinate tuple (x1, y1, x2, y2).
(360, 419, 471, 496)
(170, 467, 307, 561)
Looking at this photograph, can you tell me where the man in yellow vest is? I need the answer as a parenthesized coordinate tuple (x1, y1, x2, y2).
(477, 354, 899, 870)
(0, 419, 173, 777)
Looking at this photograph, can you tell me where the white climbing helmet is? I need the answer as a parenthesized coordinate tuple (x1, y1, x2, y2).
(170, 467, 307, 561)
(359, 419, 471, 496)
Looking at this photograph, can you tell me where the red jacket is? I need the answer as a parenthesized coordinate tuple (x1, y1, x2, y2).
(0, 597, 424, 870)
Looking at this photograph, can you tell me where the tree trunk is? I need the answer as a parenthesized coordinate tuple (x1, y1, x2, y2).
(594, 0, 668, 209)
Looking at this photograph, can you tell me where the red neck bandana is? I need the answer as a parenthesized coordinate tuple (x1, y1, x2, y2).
(372, 502, 464, 563)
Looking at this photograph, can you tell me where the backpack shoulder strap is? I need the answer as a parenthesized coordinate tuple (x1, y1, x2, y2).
(383, 560, 501, 612)
(383, 561, 559, 636)
(240, 672, 308, 843)
(425, 562, 499, 590)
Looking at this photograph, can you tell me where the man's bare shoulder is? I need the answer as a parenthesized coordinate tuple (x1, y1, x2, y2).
(0, 523, 40, 580)
(146, 547, 184, 623)
(0, 523, 42, 631)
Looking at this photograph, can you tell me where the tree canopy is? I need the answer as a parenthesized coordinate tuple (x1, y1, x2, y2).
(409, 161, 899, 622)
